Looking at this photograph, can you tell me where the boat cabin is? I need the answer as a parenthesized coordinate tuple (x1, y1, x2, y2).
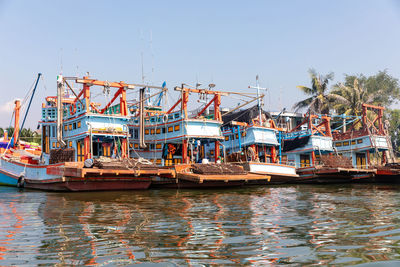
(128, 84, 223, 166)
(332, 104, 391, 168)
(282, 114, 333, 168)
(39, 75, 132, 164)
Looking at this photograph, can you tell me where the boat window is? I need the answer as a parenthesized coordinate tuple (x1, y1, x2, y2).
(168, 115, 173, 120)
(158, 117, 162, 122)
(134, 143, 139, 149)
(69, 141, 72, 147)
(357, 139, 363, 144)
(162, 127, 166, 134)
(134, 119, 139, 124)
(225, 136, 229, 141)
(300, 154, 310, 167)
(242, 132, 247, 137)
(129, 143, 133, 148)
(64, 125, 68, 131)
(145, 129, 149, 135)
(156, 143, 162, 149)
(335, 142, 342, 147)
(156, 128, 161, 134)
(134, 129, 139, 139)
(69, 124, 72, 130)
(52, 142, 56, 148)
(151, 129, 155, 135)
(235, 133, 239, 139)
(77, 121, 81, 128)
(150, 144, 155, 150)
(343, 141, 349, 146)
(73, 122, 77, 130)
(351, 140, 356, 145)
(151, 118, 156, 123)
(174, 125, 180, 131)
(174, 113, 180, 119)
(168, 126, 173, 133)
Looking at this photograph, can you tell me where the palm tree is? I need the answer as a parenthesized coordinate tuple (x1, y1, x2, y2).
(293, 69, 334, 114)
(330, 78, 380, 116)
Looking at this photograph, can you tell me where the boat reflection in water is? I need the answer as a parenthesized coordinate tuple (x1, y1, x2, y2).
(1, 185, 400, 265)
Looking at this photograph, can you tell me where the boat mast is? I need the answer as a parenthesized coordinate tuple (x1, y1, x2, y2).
(13, 100, 21, 148)
(248, 75, 267, 126)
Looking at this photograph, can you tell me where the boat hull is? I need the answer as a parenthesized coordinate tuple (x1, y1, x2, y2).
(235, 162, 299, 184)
(296, 167, 375, 184)
(0, 158, 151, 191)
(25, 179, 151, 191)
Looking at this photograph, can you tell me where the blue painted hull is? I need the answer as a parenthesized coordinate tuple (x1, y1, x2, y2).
(0, 171, 18, 186)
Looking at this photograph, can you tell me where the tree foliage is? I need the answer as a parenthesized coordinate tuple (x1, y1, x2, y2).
(293, 69, 334, 114)
(329, 78, 377, 116)
(342, 70, 399, 107)
(387, 109, 400, 153)
(0, 127, 41, 144)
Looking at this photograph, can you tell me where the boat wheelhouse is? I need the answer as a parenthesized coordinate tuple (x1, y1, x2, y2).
(282, 114, 333, 168)
(128, 84, 223, 166)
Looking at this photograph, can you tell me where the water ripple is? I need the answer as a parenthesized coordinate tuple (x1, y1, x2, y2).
(1, 184, 400, 265)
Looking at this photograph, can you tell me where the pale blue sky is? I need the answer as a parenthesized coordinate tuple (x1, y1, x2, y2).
(1, 0, 400, 128)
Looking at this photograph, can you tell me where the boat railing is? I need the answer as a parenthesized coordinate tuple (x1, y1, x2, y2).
(283, 129, 312, 140)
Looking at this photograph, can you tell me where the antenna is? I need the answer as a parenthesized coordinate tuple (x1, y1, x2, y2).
(139, 29, 145, 83)
(248, 75, 268, 125)
(75, 48, 79, 77)
(60, 48, 63, 75)
(150, 30, 154, 84)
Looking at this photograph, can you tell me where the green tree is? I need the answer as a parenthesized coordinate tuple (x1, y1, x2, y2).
(342, 70, 400, 107)
(387, 109, 400, 153)
(6, 127, 14, 137)
(329, 78, 377, 116)
(293, 69, 334, 114)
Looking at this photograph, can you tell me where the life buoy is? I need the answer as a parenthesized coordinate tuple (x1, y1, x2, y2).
(17, 176, 25, 188)
(163, 114, 169, 123)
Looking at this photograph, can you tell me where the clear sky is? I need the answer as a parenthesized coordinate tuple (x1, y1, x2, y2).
(1, 0, 400, 128)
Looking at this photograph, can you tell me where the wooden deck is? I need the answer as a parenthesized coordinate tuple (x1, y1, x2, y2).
(47, 162, 176, 178)
(177, 173, 270, 183)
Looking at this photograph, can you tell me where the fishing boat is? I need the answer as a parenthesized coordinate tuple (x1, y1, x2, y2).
(0, 74, 173, 191)
(282, 112, 375, 183)
(127, 84, 270, 188)
(332, 104, 395, 182)
(220, 105, 298, 184)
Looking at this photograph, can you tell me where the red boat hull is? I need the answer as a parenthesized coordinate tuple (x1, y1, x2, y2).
(25, 177, 151, 191)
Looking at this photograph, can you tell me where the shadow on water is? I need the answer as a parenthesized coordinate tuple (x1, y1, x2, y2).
(1, 184, 400, 265)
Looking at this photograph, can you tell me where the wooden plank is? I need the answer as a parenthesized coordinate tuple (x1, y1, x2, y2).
(177, 173, 270, 183)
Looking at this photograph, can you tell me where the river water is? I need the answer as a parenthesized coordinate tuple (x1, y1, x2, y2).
(1, 184, 400, 266)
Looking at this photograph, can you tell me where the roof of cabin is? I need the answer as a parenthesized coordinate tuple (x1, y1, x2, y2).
(222, 105, 271, 125)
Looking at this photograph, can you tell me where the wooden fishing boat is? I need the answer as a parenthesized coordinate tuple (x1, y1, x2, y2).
(127, 84, 272, 188)
(332, 104, 395, 183)
(282, 113, 374, 183)
(220, 105, 298, 184)
(0, 74, 174, 191)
